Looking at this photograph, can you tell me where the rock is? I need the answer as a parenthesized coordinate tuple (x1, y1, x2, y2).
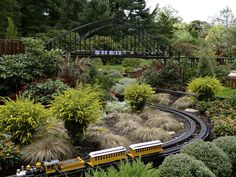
(184, 108, 199, 114)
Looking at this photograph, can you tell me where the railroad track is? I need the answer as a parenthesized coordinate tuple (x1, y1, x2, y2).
(7, 104, 209, 177)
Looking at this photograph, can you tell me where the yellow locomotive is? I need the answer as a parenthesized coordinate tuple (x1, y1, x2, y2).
(16, 140, 163, 176)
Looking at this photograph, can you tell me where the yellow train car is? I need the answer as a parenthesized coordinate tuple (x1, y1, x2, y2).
(87, 146, 127, 167)
(43, 160, 60, 174)
(59, 157, 86, 172)
(127, 140, 163, 158)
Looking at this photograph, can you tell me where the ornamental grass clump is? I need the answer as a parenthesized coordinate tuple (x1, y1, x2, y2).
(124, 83, 154, 112)
(181, 140, 232, 177)
(150, 93, 173, 106)
(172, 96, 195, 110)
(159, 153, 215, 177)
(21, 136, 75, 164)
(50, 84, 102, 141)
(187, 77, 221, 101)
(131, 126, 171, 142)
(0, 96, 48, 145)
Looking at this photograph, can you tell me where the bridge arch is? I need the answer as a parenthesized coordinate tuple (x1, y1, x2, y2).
(45, 19, 180, 62)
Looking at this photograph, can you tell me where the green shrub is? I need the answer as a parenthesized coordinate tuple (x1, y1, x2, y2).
(138, 69, 162, 87)
(86, 159, 160, 177)
(122, 58, 141, 68)
(187, 77, 222, 101)
(0, 97, 48, 145)
(0, 38, 61, 95)
(195, 101, 212, 114)
(214, 65, 230, 83)
(50, 84, 102, 141)
(22, 38, 61, 78)
(105, 101, 130, 114)
(124, 83, 154, 111)
(181, 140, 232, 177)
(230, 61, 236, 70)
(197, 55, 215, 77)
(180, 59, 197, 84)
(211, 114, 236, 136)
(111, 78, 136, 95)
(23, 79, 69, 105)
(0, 134, 21, 169)
(159, 60, 181, 84)
(213, 136, 236, 173)
(204, 100, 236, 136)
(159, 153, 215, 177)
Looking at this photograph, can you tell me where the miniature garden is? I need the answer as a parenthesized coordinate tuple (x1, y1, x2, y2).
(1, 1, 236, 177)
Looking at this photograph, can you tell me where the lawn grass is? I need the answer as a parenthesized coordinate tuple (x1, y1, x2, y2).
(99, 64, 124, 72)
(217, 86, 236, 98)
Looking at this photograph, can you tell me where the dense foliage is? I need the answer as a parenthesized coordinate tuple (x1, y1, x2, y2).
(111, 78, 136, 95)
(187, 77, 222, 101)
(197, 55, 215, 77)
(0, 97, 48, 145)
(86, 159, 160, 177)
(23, 79, 69, 105)
(159, 153, 215, 177)
(50, 84, 102, 140)
(139, 69, 162, 87)
(124, 83, 154, 111)
(213, 136, 236, 174)
(204, 99, 236, 136)
(0, 134, 21, 168)
(0, 38, 61, 96)
(181, 140, 232, 177)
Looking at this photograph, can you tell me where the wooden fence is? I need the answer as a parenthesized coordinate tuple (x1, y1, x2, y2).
(225, 77, 236, 89)
(0, 39, 25, 56)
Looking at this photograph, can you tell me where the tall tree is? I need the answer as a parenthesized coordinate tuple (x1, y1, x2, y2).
(212, 6, 235, 28)
(20, 0, 64, 36)
(154, 5, 181, 39)
(56, 0, 87, 29)
(108, 0, 155, 30)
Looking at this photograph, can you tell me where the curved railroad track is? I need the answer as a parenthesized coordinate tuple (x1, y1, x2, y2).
(7, 104, 209, 177)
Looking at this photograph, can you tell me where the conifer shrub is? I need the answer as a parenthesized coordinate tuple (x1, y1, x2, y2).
(124, 83, 154, 111)
(50, 84, 102, 141)
(181, 140, 232, 177)
(0, 97, 48, 145)
(197, 55, 215, 77)
(187, 77, 221, 101)
(159, 153, 215, 177)
(5, 17, 17, 39)
(213, 136, 236, 173)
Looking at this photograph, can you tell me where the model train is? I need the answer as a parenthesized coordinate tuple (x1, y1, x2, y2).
(16, 140, 163, 177)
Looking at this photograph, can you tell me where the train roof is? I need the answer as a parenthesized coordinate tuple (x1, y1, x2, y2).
(129, 140, 163, 150)
(43, 160, 60, 166)
(89, 146, 127, 158)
